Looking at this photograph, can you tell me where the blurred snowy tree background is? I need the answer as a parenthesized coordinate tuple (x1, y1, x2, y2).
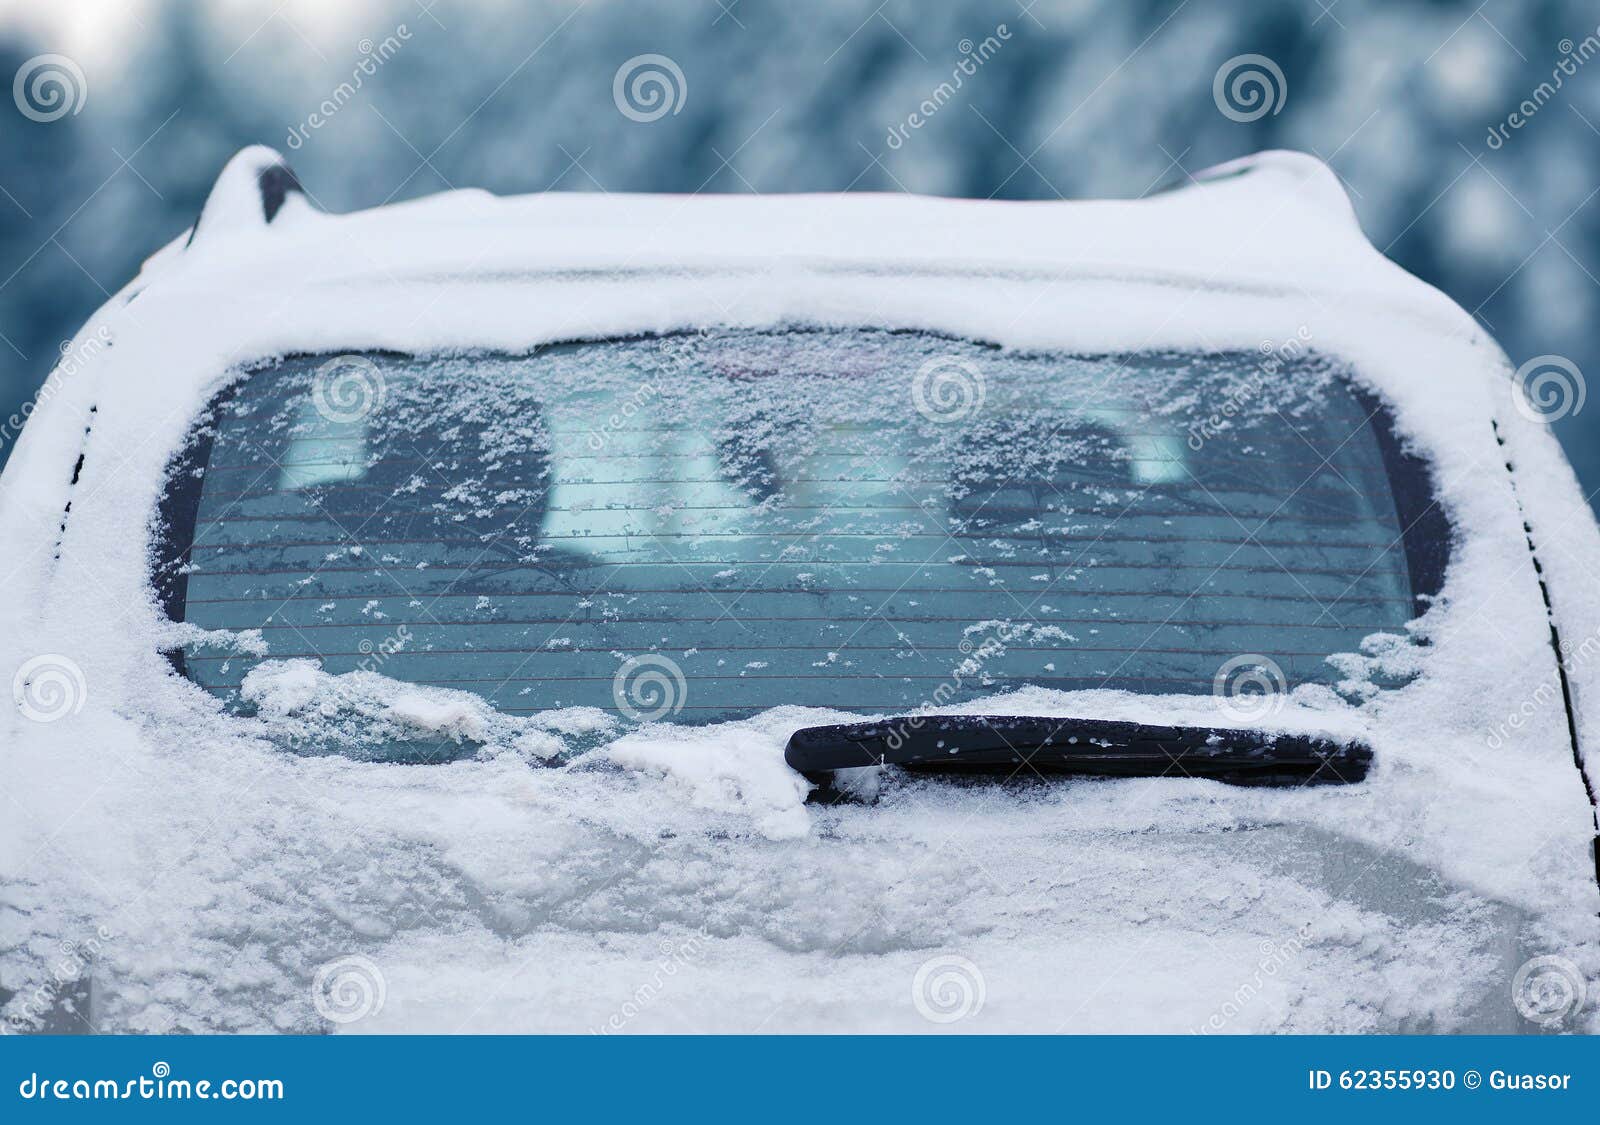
(1, 0, 1597, 494)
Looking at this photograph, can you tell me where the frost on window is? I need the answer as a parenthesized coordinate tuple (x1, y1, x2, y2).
(153, 330, 1443, 761)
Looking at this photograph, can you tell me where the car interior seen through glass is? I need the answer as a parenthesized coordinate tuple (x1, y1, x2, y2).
(154, 329, 1446, 756)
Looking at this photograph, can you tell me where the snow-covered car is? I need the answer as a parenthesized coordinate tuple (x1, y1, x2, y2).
(2, 146, 1595, 1033)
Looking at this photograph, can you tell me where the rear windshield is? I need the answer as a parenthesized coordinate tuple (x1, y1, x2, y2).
(154, 330, 1445, 749)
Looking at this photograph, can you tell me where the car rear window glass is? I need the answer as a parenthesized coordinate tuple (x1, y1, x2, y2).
(154, 330, 1444, 751)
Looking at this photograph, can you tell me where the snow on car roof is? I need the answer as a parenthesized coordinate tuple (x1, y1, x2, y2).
(0, 146, 1595, 1032)
(138, 146, 1436, 315)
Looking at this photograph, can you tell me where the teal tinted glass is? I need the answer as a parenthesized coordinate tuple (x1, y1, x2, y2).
(159, 330, 1436, 737)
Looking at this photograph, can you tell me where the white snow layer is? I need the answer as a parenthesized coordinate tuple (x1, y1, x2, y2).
(0, 148, 1595, 1032)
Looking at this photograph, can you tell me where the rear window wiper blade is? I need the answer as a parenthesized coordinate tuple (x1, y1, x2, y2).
(785, 715, 1371, 789)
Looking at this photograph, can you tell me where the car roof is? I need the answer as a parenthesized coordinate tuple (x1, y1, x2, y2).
(131, 145, 1451, 322)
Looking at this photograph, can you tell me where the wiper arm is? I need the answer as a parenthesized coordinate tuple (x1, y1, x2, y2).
(785, 715, 1371, 788)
